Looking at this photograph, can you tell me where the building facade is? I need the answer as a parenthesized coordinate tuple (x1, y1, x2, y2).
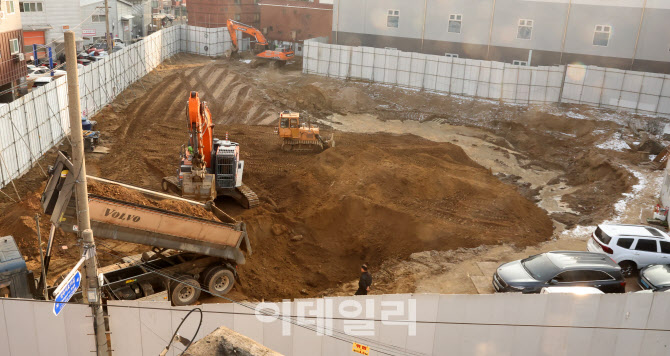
(0, 0, 27, 102)
(80, 0, 136, 46)
(332, 0, 670, 73)
(20, 0, 83, 55)
(186, 0, 259, 28)
(259, 0, 332, 43)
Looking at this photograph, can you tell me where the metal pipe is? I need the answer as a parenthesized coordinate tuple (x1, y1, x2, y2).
(420, 0, 428, 52)
(559, 0, 572, 64)
(631, 0, 648, 70)
(34, 215, 48, 300)
(486, 0, 497, 60)
(335, 0, 340, 44)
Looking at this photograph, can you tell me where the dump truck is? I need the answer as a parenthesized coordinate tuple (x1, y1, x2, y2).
(0, 151, 251, 306)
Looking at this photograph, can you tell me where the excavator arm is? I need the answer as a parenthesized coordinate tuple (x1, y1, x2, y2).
(226, 19, 268, 51)
(188, 91, 214, 170)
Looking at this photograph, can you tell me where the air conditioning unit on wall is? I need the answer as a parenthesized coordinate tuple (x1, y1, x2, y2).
(18, 53, 25, 61)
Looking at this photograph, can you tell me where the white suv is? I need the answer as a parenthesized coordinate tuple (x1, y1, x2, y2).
(587, 224, 670, 276)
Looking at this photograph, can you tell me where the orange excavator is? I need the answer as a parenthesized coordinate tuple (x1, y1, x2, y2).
(226, 19, 294, 67)
(162, 91, 259, 208)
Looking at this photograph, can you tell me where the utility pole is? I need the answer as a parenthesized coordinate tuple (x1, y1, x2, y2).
(64, 31, 109, 356)
(104, 0, 112, 51)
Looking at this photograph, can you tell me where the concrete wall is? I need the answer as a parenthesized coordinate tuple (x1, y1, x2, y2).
(0, 298, 95, 355)
(108, 292, 670, 356)
(332, 0, 670, 73)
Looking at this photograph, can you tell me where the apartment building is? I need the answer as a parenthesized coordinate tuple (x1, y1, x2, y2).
(0, 0, 27, 102)
(332, 0, 670, 73)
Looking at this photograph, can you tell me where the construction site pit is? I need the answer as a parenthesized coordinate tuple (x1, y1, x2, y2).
(2, 53, 664, 301)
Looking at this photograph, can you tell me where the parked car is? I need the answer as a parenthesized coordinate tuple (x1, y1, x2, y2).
(493, 251, 626, 294)
(587, 224, 670, 276)
(32, 77, 53, 88)
(638, 264, 670, 291)
(27, 66, 66, 81)
(540, 286, 604, 295)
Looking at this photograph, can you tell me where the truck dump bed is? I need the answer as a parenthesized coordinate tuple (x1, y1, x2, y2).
(58, 195, 250, 265)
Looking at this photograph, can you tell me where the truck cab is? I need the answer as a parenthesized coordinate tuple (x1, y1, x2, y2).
(0, 236, 37, 299)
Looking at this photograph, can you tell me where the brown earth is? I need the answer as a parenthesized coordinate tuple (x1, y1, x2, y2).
(0, 53, 646, 301)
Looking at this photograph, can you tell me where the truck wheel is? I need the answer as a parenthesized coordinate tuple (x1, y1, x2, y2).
(205, 267, 235, 295)
(170, 277, 201, 306)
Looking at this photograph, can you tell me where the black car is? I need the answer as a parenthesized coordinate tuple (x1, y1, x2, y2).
(639, 264, 670, 291)
(493, 251, 626, 293)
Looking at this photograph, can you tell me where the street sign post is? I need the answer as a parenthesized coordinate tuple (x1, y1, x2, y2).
(53, 271, 81, 316)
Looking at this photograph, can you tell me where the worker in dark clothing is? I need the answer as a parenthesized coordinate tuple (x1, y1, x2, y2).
(355, 264, 372, 295)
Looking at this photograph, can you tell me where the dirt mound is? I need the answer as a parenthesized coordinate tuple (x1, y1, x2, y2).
(87, 182, 217, 220)
(561, 151, 634, 223)
(233, 133, 554, 300)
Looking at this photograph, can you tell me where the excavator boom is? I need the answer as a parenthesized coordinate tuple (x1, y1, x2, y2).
(188, 91, 214, 169)
(227, 19, 268, 50)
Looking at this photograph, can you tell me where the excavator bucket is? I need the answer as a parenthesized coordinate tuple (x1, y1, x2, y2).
(181, 173, 217, 201)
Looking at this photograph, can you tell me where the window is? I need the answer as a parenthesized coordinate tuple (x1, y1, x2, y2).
(595, 227, 611, 244)
(445, 53, 459, 58)
(660, 241, 670, 254)
(9, 38, 19, 55)
(387, 9, 399, 28)
(253, 13, 260, 22)
(517, 19, 533, 40)
(645, 227, 664, 237)
(580, 271, 614, 281)
(513, 60, 528, 66)
(635, 239, 658, 253)
(92, 14, 106, 22)
(19, 1, 42, 12)
(234, 14, 241, 21)
(593, 25, 611, 47)
(554, 271, 583, 282)
(6, 0, 14, 13)
(554, 270, 613, 282)
(617, 238, 634, 249)
(448, 14, 462, 34)
(234, 0, 240, 4)
(447, 14, 463, 33)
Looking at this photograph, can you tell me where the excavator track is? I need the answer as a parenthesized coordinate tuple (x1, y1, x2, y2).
(236, 184, 259, 208)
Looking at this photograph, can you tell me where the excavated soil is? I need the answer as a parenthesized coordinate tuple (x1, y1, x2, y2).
(0, 53, 647, 300)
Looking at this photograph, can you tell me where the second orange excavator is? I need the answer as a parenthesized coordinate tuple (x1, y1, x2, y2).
(226, 19, 294, 67)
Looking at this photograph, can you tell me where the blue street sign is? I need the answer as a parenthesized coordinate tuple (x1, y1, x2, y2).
(53, 271, 81, 316)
